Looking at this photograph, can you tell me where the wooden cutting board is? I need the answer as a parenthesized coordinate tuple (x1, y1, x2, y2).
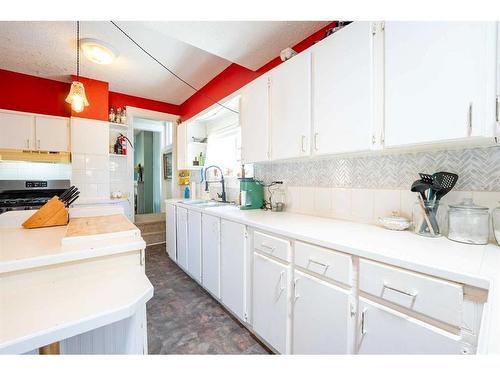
(62, 215, 141, 249)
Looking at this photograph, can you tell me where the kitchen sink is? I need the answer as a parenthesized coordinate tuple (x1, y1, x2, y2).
(179, 200, 208, 205)
(180, 200, 231, 208)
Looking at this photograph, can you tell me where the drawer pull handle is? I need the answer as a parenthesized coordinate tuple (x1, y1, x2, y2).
(261, 243, 276, 252)
(293, 278, 300, 301)
(361, 308, 367, 336)
(383, 283, 418, 298)
(308, 258, 329, 271)
(278, 271, 286, 293)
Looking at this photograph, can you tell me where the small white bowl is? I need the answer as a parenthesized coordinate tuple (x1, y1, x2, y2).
(378, 213, 411, 231)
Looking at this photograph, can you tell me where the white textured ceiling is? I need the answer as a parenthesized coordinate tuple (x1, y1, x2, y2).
(0, 21, 329, 104)
(142, 21, 331, 70)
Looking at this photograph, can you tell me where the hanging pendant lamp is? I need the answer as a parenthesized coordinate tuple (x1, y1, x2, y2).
(66, 21, 89, 113)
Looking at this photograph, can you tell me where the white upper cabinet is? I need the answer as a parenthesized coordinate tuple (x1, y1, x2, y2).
(35, 116, 69, 152)
(70, 117, 109, 155)
(270, 51, 312, 160)
(240, 74, 270, 163)
(0, 110, 70, 152)
(384, 22, 497, 147)
(0, 112, 35, 150)
(312, 22, 374, 155)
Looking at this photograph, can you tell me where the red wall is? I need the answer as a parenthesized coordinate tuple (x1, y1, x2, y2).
(179, 21, 336, 121)
(0, 69, 181, 119)
(0, 69, 71, 117)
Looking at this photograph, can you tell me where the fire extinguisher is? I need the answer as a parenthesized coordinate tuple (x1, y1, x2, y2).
(114, 133, 133, 155)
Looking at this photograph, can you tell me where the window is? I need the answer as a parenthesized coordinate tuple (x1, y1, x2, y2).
(205, 125, 241, 178)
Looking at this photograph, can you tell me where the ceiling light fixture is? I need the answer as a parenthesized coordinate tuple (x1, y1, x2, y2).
(81, 38, 118, 65)
(66, 21, 89, 113)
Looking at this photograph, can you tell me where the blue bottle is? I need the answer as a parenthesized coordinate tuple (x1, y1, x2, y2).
(184, 186, 190, 199)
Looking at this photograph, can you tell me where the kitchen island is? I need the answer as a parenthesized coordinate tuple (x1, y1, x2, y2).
(0, 210, 153, 355)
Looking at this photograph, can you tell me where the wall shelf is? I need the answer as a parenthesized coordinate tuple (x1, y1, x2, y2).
(109, 122, 128, 129)
(109, 153, 128, 158)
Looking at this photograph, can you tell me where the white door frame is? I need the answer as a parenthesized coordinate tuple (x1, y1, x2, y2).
(126, 106, 179, 221)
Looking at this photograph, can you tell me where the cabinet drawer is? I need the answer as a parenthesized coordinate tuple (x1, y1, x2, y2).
(253, 231, 291, 262)
(294, 241, 353, 286)
(359, 259, 463, 327)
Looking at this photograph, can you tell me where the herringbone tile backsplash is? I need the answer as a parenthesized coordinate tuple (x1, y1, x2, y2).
(254, 146, 500, 191)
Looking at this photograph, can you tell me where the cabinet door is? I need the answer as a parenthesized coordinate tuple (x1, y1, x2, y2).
(176, 122, 187, 170)
(187, 210, 202, 283)
(240, 74, 270, 163)
(202, 214, 220, 298)
(292, 270, 352, 354)
(253, 252, 290, 354)
(270, 51, 311, 160)
(384, 22, 497, 147)
(220, 219, 246, 321)
(35, 116, 70, 152)
(312, 22, 373, 155)
(0, 112, 35, 150)
(70, 118, 109, 154)
(175, 207, 188, 270)
(356, 298, 464, 354)
(166, 204, 177, 261)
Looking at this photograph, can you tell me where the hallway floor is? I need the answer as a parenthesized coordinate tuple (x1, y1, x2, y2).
(145, 244, 270, 354)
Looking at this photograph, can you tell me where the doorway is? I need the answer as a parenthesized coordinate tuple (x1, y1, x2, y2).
(133, 117, 173, 216)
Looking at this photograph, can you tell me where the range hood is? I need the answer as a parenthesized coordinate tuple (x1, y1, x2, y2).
(0, 149, 71, 163)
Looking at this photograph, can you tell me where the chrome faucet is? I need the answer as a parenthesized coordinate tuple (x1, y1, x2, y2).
(203, 165, 227, 203)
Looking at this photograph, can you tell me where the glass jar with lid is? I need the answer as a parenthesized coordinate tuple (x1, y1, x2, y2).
(493, 202, 500, 246)
(447, 198, 489, 245)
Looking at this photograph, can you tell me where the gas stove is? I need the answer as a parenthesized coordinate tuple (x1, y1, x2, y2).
(0, 180, 71, 214)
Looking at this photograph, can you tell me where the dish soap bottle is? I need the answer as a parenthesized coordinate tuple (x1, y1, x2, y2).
(184, 186, 190, 199)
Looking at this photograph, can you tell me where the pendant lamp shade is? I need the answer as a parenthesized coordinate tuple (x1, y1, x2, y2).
(66, 21, 89, 113)
(65, 81, 89, 113)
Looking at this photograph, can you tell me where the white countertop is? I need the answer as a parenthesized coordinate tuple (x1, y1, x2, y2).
(74, 197, 130, 205)
(168, 199, 500, 354)
(0, 210, 145, 274)
(0, 209, 152, 354)
(0, 266, 152, 354)
(172, 199, 497, 289)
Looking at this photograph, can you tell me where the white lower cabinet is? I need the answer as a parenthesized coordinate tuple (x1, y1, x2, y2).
(202, 214, 221, 298)
(220, 219, 246, 321)
(166, 203, 177, 261)
(356, 298, 464, 354)
(292, 270, 352, 354)
(252, 252, 290, 354)
(187, 210, 202, 283)
(175, 207, 188, 270)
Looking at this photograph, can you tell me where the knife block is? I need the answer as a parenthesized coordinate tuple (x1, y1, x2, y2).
(22, 196, 69, 229)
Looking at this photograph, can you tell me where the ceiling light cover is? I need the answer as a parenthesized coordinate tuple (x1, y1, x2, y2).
(81, 38, 118, 64)
(65, 81, 89, 113)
